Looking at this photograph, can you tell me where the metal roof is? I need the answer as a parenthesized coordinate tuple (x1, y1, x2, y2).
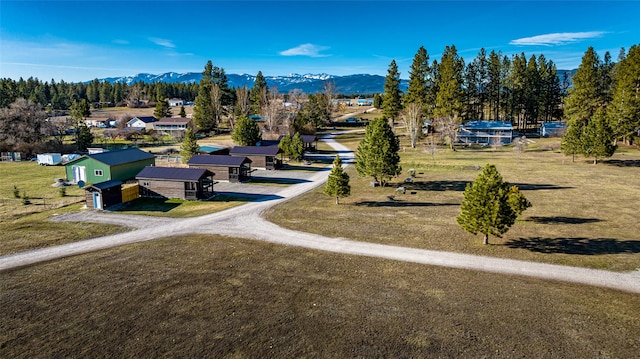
(67, 147, 155, 166)
(90, 148, 154, 166)
(461, 121, 513, 130)
(188, 155, 251, 166)
(84, 179, 123, 191)
(136, 166, 214, 181)
(230, 146, 280, 156)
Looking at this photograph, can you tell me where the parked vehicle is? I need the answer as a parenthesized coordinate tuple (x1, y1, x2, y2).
(37, 153, 63, 166)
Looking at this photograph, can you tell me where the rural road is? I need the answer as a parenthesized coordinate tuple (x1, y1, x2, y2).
(2, 133, 640, 294)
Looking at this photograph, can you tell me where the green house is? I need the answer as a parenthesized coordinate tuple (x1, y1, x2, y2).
(65, 148, 155, 184)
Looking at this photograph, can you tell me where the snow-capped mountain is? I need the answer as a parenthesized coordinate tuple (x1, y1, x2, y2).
(93, 72, 406, 95)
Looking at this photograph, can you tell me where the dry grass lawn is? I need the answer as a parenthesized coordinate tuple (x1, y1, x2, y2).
(267, 134, 640, 272)
(1, 235, 638, 358)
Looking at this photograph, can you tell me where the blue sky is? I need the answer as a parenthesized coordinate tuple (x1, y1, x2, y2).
(1, 0, 639, 83)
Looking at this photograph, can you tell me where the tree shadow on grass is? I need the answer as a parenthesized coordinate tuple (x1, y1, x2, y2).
(603, 159, 640, 168)
(526, 216, 602, 225)
(402, 180, 571, 192)
(214, 192, 284, 203)
(504, 237, 640, 255)
(247, 177, 312, 185)
(355, 200, 458, 207)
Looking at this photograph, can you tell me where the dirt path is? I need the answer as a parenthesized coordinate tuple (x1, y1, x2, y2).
(2, 132, 639, 294)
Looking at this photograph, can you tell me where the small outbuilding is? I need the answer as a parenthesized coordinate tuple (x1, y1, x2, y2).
(229, 146, 281, 170)
(187, 155, 252, 183)
(65, 147, 155, 184)
(136, 166, 215, 200)
(83, 180, 123, 210)
(539, 122, 567, 137)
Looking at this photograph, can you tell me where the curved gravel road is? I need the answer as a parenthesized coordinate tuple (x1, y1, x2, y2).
(1, 133, 639, 294)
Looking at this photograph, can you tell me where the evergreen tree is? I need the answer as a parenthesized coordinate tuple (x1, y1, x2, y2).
(382, 60, 402, 124)
(405, 46, 430, 108)
(324, 155, 351, 204)
(179, 105, 187, 118)
(456, 164, 531, 245)
(232, 116, 262, 146)
(432, 45, 465, 150)
(192, 60, 216, 133)
(609, 44, 640, 144)
(582, 107, 616, 164)
(278, 134, 293, 159)
(561, 120, 583, 162)
(564, 47, 604, 126)
(355, 118, 402, 186)
(250, 71, 268, 115)
(180, 127, 199, 164)
(70, 99, 93, 151)
(153, 99, 172, 119)
(373, 93, 383, 109)
(290, 132, 305, 161)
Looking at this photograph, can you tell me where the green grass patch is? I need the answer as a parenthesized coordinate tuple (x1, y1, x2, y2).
(267, 135, 640, 271)
(2, 235, 638, 358)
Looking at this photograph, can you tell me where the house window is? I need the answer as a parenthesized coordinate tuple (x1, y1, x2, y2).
(185, 182, 196, 190)
(143, 181, 150, 187)
(95, 169, 104, 176)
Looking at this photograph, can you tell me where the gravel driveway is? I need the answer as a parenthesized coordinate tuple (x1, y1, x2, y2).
(2, 132, 639, 294)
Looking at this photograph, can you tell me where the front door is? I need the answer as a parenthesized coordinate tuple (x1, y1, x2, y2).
(73, 166, 87, 182)
(93, 192, 102, 209)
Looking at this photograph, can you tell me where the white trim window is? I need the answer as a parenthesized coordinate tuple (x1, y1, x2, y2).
(95, 169, 104, 176)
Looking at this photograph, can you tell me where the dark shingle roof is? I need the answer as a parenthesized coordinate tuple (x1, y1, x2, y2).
(84, 179, 123, 191)
(230, 146, 280, 156)
(188, 155, 251, 166)
(136, 166, 213, 181)
(276, 134, 317, 143)
(87, 148, 155, 166)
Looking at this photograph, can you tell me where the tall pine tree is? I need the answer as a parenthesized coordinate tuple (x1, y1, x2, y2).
(192, 61, 216, 133)
(355, 118, 401, 186)
(180, 127, 199, 164)
(382, 60, 402, 124)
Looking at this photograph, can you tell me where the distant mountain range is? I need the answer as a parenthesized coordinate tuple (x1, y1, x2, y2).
(95, 70, 576, 95)
(98, 72, 404, 95)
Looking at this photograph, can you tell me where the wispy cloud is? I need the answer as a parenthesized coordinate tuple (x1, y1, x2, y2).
(149, 37, 175, 48)
(510, 32, 606, 46)
(279, 43, 330, 57)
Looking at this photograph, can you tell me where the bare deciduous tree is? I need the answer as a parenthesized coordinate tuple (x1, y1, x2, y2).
(323, 80, 336, 120)
(433, 115, 460, 151)
(210, 83, 224, 129)
(262, 86, 285, 136)
(402, 101, 423, 148)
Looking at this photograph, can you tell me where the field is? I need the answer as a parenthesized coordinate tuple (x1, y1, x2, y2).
(0, 162, 128, 255)
(2, 235, 639, 358)
(2, 127, 640, 357)
(268, 134, 640, 272)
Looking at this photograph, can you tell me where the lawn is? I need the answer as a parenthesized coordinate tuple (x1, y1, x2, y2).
(0, 162, 127, 255)
(1, 235, 638, 358)
(114, 196, 246, 218)
(267, 134, 640, 272)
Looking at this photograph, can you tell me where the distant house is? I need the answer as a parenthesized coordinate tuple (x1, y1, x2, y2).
(85, 117, 109, 128)
(127, 116, 158, 131)
(230, 146, 281, 170)
(357, 99, 374, 106)
(65, 147, 155, 184)
(153, 117, 192, 133)
(187, 155, 252, 183)
(168, 98, 184, 107)
(539, 122, 567, 137)
(458, 121, 514, 145)
(83, 180, 123, 210)
(136, 166, 215, 200)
